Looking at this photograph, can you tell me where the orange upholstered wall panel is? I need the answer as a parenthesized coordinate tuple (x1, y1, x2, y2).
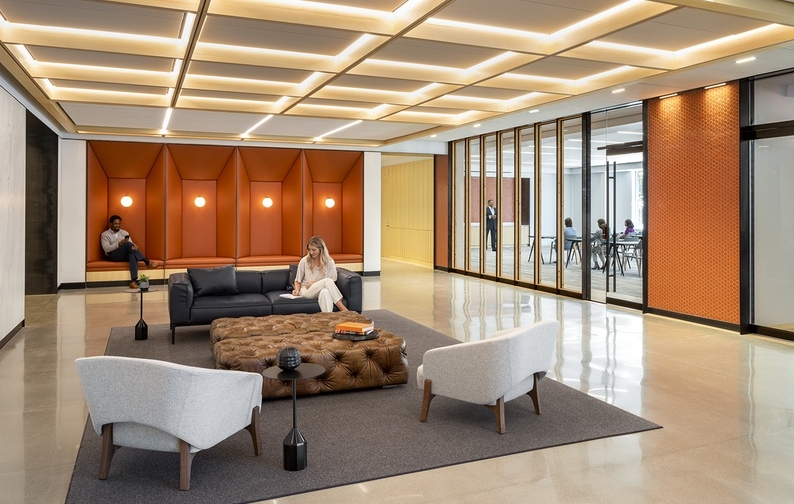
(250, 181, 284, 255)
(182, 180, 217, 257)
(647, 83, 740, 324)
(145, 148, 166, 261)
(341, 156, 363, 255)
(165, 147, 183, 260)
(283, 154, 304, 256)
(434, 155, 449, 268)
(217, 155, 236, 258)
(236, 152, 252, 258)
(86, 146, 109, 263)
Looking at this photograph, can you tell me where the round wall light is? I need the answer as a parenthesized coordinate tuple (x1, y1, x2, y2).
(325, 197, 335, 208)
(262, 197, 273, 208)
(120, 195, 133, 207)
(194, 196, 206, 208)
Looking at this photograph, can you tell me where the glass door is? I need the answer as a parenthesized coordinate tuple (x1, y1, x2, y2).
(590, 104, 644, 305)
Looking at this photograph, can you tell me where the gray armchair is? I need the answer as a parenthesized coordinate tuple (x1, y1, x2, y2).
(75, 356, 263, 490)
(417, 320, 559, 434)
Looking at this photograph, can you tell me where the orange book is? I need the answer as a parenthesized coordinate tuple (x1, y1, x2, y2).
(335, 321, 374, 333)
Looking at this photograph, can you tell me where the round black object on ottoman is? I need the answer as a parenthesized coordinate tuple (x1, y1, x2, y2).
(277, 346, 301, 371)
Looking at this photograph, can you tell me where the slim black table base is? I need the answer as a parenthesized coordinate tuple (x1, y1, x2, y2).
(283, 427, 307, 471)
(262, 362, 325, 472)
(134, 289, 148, 340)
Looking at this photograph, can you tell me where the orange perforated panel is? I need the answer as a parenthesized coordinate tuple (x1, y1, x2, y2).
(647, 83, 740, 324)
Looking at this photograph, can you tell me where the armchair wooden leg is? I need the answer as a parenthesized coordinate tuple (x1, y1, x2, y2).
(527, 372, 541, 415)
(99, 423, 117, 480)
(419, 379, 435, 422)
(246, 405, 262, 456)
(179, 439, 195, 491)
(484, 396, 506, 434)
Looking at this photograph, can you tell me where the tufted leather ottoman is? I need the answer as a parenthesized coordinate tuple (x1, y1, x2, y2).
(210, 312, 408, 399)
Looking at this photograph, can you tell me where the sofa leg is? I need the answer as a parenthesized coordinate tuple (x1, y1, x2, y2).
(171, 326, 176, 345)
(485, 396, 506, 434)
(419, 379, 435, 422)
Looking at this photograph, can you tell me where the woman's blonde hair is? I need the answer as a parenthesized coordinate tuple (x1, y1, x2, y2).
(305, 236, 332, 271)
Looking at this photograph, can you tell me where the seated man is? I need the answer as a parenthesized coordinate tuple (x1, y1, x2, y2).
(101, 215, 161, 289)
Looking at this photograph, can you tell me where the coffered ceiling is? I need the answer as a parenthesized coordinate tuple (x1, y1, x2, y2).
(1, 0, 793, 149)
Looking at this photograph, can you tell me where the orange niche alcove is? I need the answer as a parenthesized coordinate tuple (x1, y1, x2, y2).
(236, 147, 304, 267)
(86, 141, 166, 283)
(164, 144, 236, 269)
(304, 150, 363, 265)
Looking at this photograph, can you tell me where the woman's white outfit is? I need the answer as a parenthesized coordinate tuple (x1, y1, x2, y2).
(295, 256, 344, 312)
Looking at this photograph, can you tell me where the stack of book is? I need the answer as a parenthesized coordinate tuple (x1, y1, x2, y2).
(333, 321, 377, 340)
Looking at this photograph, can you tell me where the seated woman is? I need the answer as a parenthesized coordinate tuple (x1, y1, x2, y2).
(591, 218, 607, 270)
(292, 236, 350, 312)
(618, 219, 636, 239)
(563, 217, 577, 251)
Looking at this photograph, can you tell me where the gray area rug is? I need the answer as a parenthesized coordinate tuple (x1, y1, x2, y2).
(66, 310, 661, 504)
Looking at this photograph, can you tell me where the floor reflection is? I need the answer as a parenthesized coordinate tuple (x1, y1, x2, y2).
(2, 259, 794, 503)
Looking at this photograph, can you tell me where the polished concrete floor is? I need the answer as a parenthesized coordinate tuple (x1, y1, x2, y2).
(2, 259, 793, 503)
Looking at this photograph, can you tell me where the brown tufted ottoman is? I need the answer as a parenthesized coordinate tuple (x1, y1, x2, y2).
(210, 312, 408, 399)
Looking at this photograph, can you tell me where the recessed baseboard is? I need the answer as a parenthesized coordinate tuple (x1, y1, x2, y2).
(0, 320, 24, 351)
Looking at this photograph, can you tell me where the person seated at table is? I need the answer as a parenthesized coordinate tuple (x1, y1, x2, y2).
(562, 218, 579, 265)
(292, 236, 350, 312)
(591, 218, 607, 270)
(618, 219, 636, 239)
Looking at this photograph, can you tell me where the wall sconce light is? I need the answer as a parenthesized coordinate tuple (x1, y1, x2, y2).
(262, 197, 273, 208)
(120, 195, 133, 207)
(194, 196, 206, 208)
(325, 197, 335, 208)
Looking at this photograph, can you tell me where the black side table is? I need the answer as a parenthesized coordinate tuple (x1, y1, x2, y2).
(262, 362, 324, 471)
(134, 287, 149, 340)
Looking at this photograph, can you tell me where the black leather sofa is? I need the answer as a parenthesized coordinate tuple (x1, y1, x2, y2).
(168, 265, 363, 343)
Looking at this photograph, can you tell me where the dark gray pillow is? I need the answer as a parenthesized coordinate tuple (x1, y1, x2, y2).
(287, 264, 298, 291)
(188, 265, 239, 297)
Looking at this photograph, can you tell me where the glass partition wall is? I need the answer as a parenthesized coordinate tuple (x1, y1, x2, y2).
(749, 70, 794, 339)
(451, 107, 645, 308)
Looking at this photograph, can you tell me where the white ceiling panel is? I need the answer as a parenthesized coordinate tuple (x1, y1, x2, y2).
(60, 102, 165, 130)
(0, 0, 792, 149)
(0, 0, 183, 36)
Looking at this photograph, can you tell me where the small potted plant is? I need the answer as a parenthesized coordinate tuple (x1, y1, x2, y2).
(138, 274, 150, 291)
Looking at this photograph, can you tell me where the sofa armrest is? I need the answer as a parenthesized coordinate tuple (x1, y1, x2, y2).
(168, 272, 194, 325)
(336, 267, 362, 312)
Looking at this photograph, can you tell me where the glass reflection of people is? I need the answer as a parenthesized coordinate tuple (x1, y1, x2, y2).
(292, 236, 349, 312)
(101, 214, 161, 289)
(618, 219, 636, 239)
(591, 218, 607, 270)
(485, 199, 497, 251)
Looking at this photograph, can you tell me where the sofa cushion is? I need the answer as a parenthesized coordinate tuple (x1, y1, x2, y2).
(188, 265, 239, 297)
(287, 264, 298, 290)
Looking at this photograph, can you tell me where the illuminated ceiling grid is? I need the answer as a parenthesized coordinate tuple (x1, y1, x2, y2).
(0, 0, 793, 146)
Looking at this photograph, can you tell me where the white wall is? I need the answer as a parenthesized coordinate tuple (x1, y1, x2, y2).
(58, 139, 87, 286)
(0, 85, 26, 337)
(363, 151, 381, 273)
